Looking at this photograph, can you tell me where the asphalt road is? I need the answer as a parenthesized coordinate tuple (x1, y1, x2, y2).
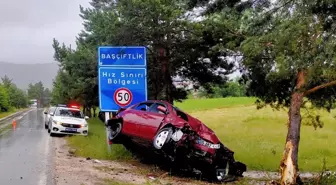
(0, 108, 54, 185)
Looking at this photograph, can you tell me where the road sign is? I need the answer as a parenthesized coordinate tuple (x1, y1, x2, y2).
(98, 67, 147, 112)
(98, 46, 146, 67)
(114, 88, 133, 106)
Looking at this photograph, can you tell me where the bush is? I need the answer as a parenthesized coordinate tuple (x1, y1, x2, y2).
(197, 81, 247, 98)
(0, 85, 10, 112)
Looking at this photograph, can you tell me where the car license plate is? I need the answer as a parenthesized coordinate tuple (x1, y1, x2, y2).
(65, 128, 77, 132)
(209, 144, 220, 149)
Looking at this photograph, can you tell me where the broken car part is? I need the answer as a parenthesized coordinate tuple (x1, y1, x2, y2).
(103, 100, 247, 183)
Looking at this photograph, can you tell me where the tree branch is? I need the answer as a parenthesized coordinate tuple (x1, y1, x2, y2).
(304, 80, 336, 96)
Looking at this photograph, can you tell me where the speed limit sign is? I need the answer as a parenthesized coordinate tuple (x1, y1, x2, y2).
(113, 88, 133, 106)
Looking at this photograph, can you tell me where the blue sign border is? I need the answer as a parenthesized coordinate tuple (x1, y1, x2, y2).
(98, 46, 147, 67)
(98, 67, 148, 112)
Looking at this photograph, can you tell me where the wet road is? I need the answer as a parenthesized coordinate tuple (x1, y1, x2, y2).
(0, 108, 54, 185)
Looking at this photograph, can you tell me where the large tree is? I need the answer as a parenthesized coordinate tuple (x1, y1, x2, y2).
(239, 0, 336, 184)
(188, 0, 336, 184)
(52, 0, 238, 109)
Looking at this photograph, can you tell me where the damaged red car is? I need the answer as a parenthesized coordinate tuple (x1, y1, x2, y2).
(105, 100, 246, 182)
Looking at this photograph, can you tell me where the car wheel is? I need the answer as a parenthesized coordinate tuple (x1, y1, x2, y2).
(107, 122, 123, 144)
(153, 127, 173, 150)
(45, 123, 48, 129)
(48, 123, 51, 133)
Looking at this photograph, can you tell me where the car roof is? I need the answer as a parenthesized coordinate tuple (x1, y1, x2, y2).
(141, 100, 170, 104)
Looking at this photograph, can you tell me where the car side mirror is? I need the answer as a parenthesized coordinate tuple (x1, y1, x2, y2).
(49, 113, 54, 116)
(157, 105, 167, 114)
(84, 116, 89, 120)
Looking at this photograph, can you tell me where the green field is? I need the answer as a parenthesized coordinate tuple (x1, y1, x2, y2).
(67, 97, 336, 172)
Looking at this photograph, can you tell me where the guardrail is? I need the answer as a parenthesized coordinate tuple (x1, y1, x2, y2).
(0, 109, 31, 124)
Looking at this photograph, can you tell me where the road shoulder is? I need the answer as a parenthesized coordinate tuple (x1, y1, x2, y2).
(0, 108, 32, 123)
(53, 137, 275, 185)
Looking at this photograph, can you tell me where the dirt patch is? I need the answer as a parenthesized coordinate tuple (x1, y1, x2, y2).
(53, 137, 280, 185)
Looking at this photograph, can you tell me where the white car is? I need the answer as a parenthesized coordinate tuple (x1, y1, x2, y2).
(48, 106, 89, 136)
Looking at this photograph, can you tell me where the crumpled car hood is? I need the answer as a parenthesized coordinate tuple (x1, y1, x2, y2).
(186, 115, 220, 144)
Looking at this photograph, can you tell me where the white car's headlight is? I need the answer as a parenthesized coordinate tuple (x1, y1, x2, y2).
(52, 120, 62, 125)
(81, 123, 88, 127)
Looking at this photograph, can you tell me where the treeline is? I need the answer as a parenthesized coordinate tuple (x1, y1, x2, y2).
(197, 79, 247, 98)
(27, 82, 52, 108)
(50, 0, 336, 183)
(0, 76, 28, 112)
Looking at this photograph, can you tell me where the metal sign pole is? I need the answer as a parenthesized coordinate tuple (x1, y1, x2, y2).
(105, 112, 112, 153)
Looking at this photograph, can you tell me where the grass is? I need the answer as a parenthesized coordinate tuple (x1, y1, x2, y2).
(66, 118, 132, 161)
(67, 97, 336, 173)
(174, 97, 256, 112)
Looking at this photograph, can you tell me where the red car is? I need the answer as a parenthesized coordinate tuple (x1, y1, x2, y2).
(105, 100, 246, 182)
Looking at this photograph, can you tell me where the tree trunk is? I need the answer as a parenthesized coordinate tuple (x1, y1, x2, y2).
(86, 107, 92, 118)
(280, 71, 305, 185)
(83, 105, 86, 116)
(93, 107, 96, 117)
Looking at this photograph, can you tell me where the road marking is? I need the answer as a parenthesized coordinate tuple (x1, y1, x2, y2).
(37, 132, 50, 185)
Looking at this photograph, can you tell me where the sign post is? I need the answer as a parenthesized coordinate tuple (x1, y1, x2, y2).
(97, 46, 147, 151)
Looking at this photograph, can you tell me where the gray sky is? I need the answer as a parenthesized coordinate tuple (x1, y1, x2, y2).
(0, 0, 90, 64)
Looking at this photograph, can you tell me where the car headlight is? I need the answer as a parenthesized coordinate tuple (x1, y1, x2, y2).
(196, 136, 220, 149)
(81, 123, 88, 127)
(52, 120, 62, 125)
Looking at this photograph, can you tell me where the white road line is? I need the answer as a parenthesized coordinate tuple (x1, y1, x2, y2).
(37, 133, 50, 185)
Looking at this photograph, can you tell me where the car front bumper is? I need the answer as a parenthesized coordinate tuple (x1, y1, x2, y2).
(50, 123, 88, 135)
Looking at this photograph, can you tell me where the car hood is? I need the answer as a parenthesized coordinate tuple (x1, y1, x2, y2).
(53, 116, 86, 125)
(186, 115, 220, 144)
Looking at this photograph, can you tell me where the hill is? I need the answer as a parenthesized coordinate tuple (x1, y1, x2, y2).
(0, 61, 59, 90)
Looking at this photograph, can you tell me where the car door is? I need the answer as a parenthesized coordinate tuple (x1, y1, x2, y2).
(120, 102, 153, 137)
(137, 102, 168, 141)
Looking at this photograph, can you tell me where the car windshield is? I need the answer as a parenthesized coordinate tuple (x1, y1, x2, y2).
(55, 108, 84, 118)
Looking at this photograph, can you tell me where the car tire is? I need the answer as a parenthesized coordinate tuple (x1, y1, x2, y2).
(107, 122, 123, 144)
(45, 123, 48, 129)
(153, 127, 173, 150)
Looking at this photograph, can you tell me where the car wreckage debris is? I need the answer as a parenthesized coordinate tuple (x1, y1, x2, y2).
(100, 100, 247, 183)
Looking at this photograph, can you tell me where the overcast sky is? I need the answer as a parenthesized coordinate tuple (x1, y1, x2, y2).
(0, 0, 90, 64)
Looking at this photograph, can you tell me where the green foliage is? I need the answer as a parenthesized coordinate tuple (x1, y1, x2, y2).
(51, 0, 241, 107)
(198, 80, 247, 98)
(0, 75, 28, 112)
(239, 0, 336, 111)
(0, 84, 10, 112)
(27, 81, 51, 107)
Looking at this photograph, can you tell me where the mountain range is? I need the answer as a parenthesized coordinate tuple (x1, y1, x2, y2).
(0, 61, 59, 90)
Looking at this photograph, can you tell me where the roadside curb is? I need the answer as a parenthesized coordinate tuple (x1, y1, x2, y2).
(0, 109, 32, 124)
